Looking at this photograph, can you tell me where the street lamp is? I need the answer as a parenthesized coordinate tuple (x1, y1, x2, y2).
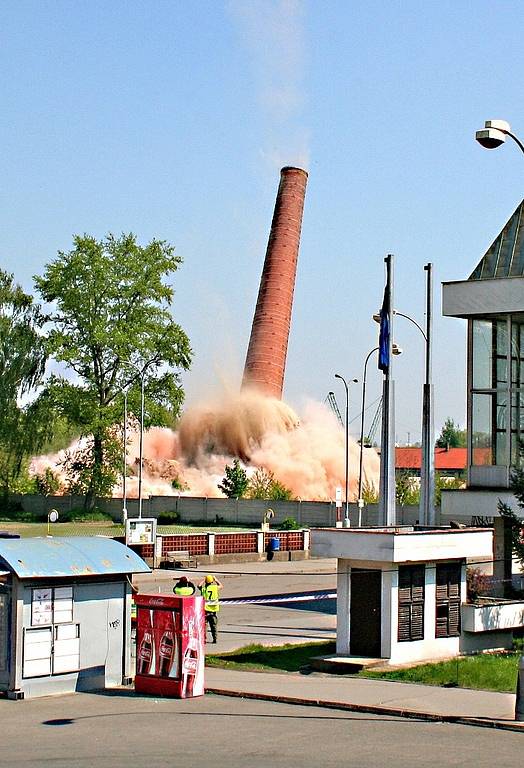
(475, 119, 524, 154)
(357, 343, 402, 527)
(122, 386, 130, 523)
(125, 361, 154, 520)
(373, 263, 434, 525)
(334, 374, 358, 527)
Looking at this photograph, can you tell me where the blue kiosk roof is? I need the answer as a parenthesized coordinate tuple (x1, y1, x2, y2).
(0, 537, 150, 579)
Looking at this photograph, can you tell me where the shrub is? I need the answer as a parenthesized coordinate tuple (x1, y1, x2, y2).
(466, 566, 490, 602)
(278, 516, 300, 530)
(156, 510, 179, 525)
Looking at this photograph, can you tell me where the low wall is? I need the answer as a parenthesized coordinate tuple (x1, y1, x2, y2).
(10, 493, 438, 528)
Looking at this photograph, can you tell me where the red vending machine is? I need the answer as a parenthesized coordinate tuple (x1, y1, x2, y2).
(134, 593, 205, 697)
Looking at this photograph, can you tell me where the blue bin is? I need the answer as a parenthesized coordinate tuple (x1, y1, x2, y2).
(269, 537, 281, 552)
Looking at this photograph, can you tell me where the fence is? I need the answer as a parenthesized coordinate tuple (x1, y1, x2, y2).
(10, 493, 446, 528)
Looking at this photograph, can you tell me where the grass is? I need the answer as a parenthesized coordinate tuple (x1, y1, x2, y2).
(360, 653, 520, 692)
(206, 640, 521, 692)
(206, 641, 336, 673)
(0, 520, 255, 537)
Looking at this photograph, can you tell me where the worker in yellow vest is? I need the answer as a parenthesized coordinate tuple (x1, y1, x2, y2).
(198, 574, 223, 643)
(173, 576, 196, 596)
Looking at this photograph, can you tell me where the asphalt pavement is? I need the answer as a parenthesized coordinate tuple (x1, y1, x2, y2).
(134, 560, 523, 731)
(0, 691, 522, 768)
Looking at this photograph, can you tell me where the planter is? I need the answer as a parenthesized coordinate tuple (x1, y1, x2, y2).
(462, 599, 524, 633)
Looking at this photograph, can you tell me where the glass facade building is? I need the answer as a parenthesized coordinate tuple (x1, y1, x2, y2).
(443, 200, 524, 489)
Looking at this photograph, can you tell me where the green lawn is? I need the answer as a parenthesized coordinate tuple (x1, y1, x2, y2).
(360, 653, 520, 692)
(206, 641, 337, 673)
(0, 520, 255, 537)
(206, 640, 521, 693)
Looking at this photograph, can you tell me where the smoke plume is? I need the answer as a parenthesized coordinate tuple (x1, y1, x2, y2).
(30, 390, 380, 502)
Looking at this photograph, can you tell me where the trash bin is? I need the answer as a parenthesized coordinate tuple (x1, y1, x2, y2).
(269, 537, 281, 552)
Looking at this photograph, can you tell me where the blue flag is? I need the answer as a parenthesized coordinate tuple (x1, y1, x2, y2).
(378, 284, 390, 373)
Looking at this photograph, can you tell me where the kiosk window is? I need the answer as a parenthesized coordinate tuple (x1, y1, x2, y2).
(397, 565, 425, 642)
(435, 563, 461, 638)
(31, 586, 73, 626)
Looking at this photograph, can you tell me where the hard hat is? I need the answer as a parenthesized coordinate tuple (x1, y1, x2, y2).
(177, 576, 188, 585)
(205, 574, 214, 583)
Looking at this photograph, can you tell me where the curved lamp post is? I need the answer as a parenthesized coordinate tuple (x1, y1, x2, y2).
(125, 361, 154, 519)
(334, 374, 358, 527)
(475, 120, 524, 154)
(357, 343, 402, 526)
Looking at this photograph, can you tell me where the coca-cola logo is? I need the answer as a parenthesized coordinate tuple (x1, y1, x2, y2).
(146, 598, 166, 607)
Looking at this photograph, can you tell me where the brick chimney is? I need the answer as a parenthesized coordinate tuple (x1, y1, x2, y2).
(242, 166, 308, 399)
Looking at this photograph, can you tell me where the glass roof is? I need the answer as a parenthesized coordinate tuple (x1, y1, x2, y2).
(470, 200, 524, 280)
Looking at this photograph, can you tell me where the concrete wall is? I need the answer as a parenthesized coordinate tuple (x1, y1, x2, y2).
(10, 493, 431, 528)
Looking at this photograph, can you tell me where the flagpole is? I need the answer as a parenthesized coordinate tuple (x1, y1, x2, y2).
(378, 254, 396, 526)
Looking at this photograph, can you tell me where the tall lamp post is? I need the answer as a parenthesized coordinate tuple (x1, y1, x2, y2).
(334, 374, 358, 527)
(125, 361, 153, 520)
(357, 343, 402, 527)
(475, 118, 524, 722)
(122, 387, 130, 523)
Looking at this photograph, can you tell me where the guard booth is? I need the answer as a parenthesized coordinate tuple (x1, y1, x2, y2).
(134, 593, 205, 698)
(0, 536, 150, 699)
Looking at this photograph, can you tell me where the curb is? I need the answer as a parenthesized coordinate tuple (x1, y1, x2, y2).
(205, 687, 524, 733)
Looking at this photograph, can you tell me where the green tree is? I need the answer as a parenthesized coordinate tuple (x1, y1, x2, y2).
(395, 470, 420, 506)
(436, 417, 466, 449)
(35, 233, 192, 508)
(0, 271, 48, 500)
(498, 464, 524, 568)
(35, 467, 62, 496)
(218, 459, 249, 499)
(247, 468, 294, 501)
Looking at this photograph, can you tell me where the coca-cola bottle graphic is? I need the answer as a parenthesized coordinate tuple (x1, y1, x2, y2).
(137, 627, 154, 675)
(182, 644, 199, 697)
(158, 630, 175, 677)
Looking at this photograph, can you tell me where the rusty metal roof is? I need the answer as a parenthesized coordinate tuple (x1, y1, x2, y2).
(0, 536, 150, 579)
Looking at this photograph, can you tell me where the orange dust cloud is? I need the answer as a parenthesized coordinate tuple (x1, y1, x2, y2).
(30, 390, 380, 501)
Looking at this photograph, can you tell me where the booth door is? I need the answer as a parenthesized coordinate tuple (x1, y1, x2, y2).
(350, 568, 381, 657)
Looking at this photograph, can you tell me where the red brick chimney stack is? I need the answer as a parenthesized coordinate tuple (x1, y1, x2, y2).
(242, 166, 308, 399)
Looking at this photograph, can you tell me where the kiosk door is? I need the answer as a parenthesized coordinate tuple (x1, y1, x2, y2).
(350, 568, 382, 657)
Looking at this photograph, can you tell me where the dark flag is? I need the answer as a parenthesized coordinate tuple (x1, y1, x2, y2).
(378, 283, 390, 373)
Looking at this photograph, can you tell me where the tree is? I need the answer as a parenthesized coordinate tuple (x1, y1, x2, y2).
(0, 271, 48, 500)
(498, 464, 524, 568)
(247, 468, 294, 501)
(436, 417, 466, 449)
(35, 233, 192, 507)
(395, 470, 419, 506)
(218, 459, 249, 499)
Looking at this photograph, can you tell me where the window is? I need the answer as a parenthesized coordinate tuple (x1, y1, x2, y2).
(435, 563, 461, 638)
(397, 565, 425, 642)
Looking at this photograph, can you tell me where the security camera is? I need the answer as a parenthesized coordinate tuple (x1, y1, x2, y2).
(475, 119, 510, 150)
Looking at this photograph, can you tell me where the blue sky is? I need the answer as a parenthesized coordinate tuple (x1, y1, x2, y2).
(1, 1, 523, 443)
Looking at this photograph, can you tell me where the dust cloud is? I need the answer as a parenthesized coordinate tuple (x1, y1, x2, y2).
(30, 390, 380, 501)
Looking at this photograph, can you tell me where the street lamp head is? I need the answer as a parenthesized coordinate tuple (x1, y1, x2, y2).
(475, 119, 510, 150)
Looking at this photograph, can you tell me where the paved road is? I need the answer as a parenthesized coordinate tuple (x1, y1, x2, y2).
(0, 691, 521, 768)
(134, 559, 338, 653)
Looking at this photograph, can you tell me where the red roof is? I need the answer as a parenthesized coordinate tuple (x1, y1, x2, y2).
(395, 447, 467, 471)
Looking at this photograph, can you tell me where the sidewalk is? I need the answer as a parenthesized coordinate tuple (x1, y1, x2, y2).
(205, 666, 523, 732)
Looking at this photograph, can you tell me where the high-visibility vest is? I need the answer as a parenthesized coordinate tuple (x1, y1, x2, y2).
(201, 583, 220, 612)
(174, 585, 195, 596)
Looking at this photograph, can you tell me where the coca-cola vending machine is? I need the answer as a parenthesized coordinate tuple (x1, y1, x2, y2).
(134, 593, 205, 698)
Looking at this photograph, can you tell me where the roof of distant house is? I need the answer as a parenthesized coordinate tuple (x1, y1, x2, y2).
(395, 446, 467, 471)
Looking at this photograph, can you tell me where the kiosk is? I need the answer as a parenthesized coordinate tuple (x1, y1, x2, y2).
(0, 536, 149, 699)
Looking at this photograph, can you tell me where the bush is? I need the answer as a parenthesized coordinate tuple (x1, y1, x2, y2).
(0, 501, 43, 522)
(156, 510, 179, 525)
(278, 516, 300, 530)
(58, 506, 113, 522)
(466, 566, 490, 602)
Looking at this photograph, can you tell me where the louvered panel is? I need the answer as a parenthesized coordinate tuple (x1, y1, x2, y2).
(448, 601, 461, 636)
(412, 586, 424, 602)
(398, 586, 412, 603)
(412, 566, 425, 588)
(397, 604, 411, 641)
(436, 584, 448, 601)
(448, 582, 460, 599)
(435, 617, 448, 638)
(411, 603, 424, 641)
